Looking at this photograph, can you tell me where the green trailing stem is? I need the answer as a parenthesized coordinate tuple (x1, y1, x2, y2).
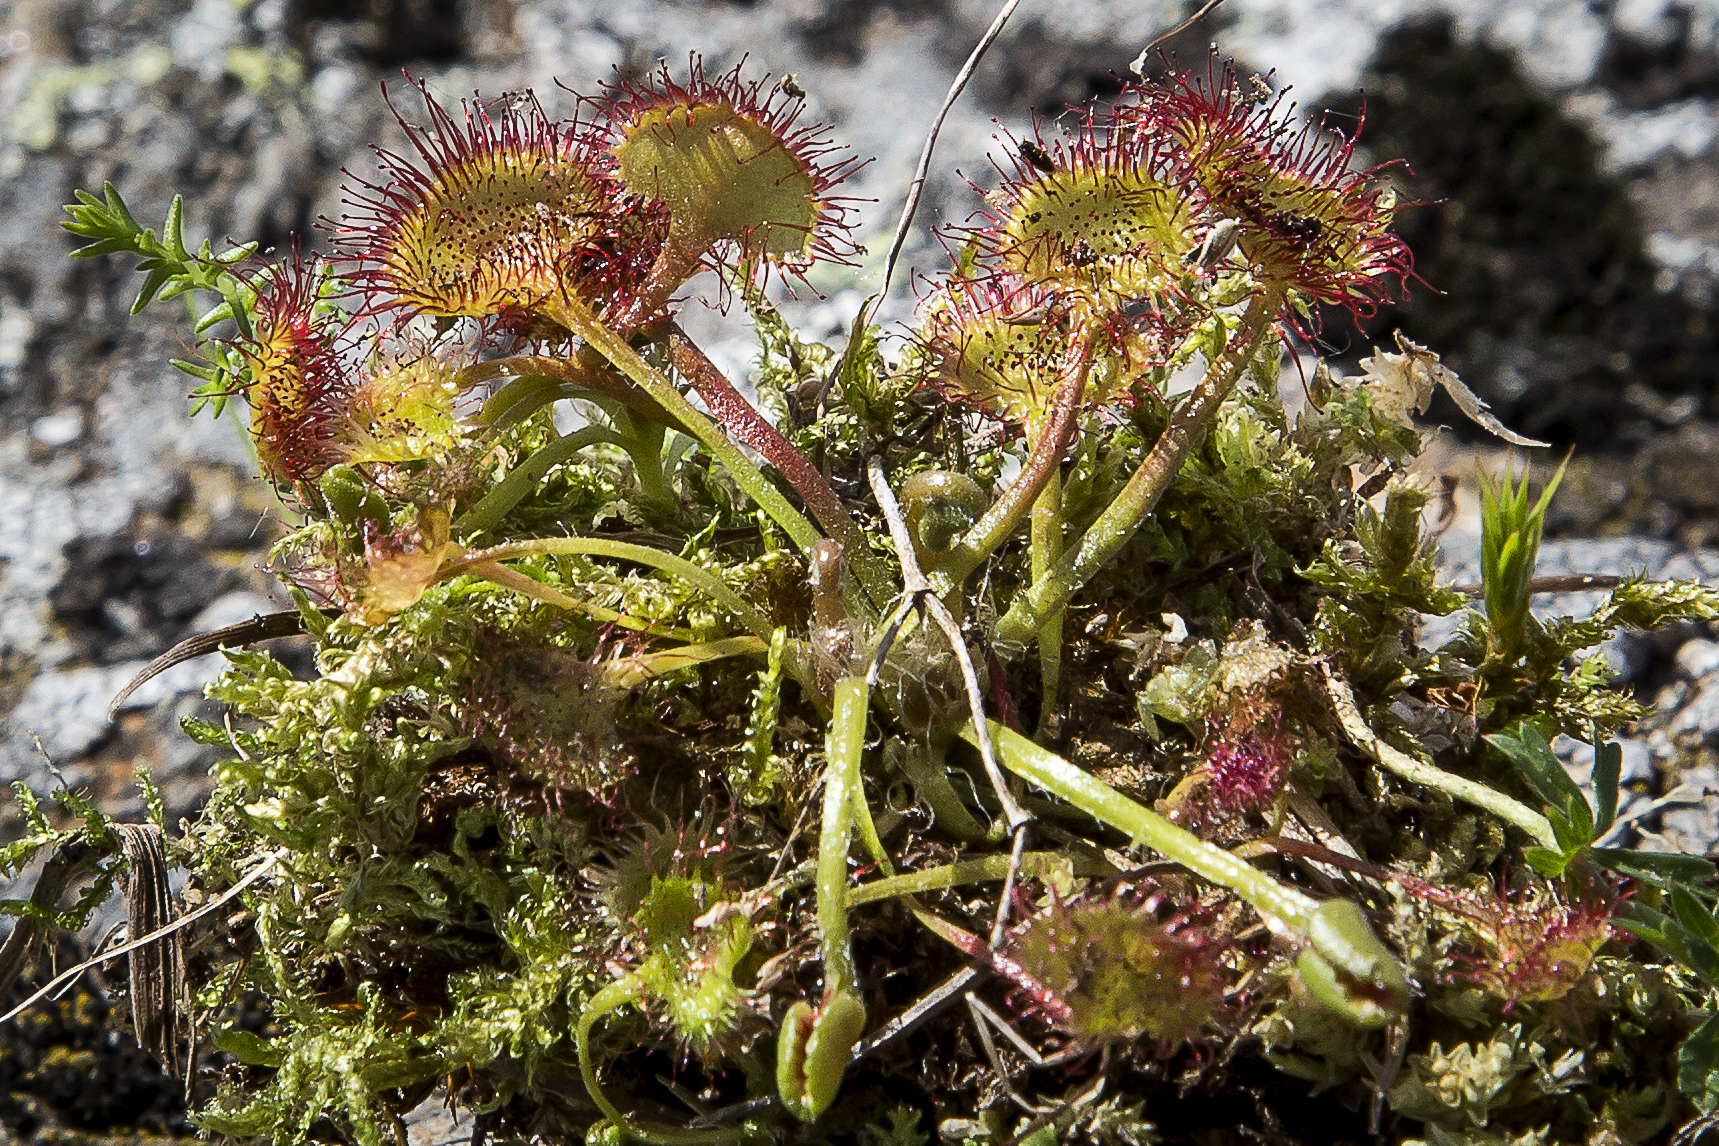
(964, 717, 1409, 1027)
(454, 353, 672, 422)
(967, 719, 1319, 927)
(817, 675, 870, 996)
(446, 536, 775, 641)
(847, 851, 1106, 908)
(459, 560, 699, 641)
(1322, 665, 1556, 848)
(456, 425, 625, 535)
(775, 674, 872, 1123)
(993, 291, 1281, 649)
(576, 977, 741, 1145)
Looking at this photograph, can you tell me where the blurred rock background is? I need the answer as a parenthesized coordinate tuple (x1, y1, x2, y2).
(0, 0, 1717, 1138)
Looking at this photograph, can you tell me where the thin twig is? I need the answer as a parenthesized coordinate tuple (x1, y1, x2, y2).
(767, 776, 825, 885)
(989, 823, 1030, 949)
(1321, 663, 1556, 848)
(1450, 574, 1626, 598)
(0, 839, 96, 994)
(1131, 0, 1230, 69)
(867, 457, 1029, 829)
(967, 991, 1047, 1065)
(108, 609, 332, 721)
(850, 965, 984, 1062)
(822, 0, 1024, 403)
(1370, 1015, 1410, 1135)
(966, 992, 1050, 1113)
(0, 850, 284, 1028)
(998, 1057, 1108, 1146)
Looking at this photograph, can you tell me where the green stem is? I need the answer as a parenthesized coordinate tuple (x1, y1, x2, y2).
(966, 719, 1319, 931)
(1030, 467, 1065, 738)
(576, 977, 739, 1145)
(456, 426, 624, 535)
(818, 676, 869, 997)
(454, 354, 668, 421)
(472, 374, 563, 429)
(847, 852, 1104, 909)
(967, 717, 1409, 1026)
(541, 293, 825, 557)
(611, 412, 673, 505)
(447, 538, 774, 641)
(849, 774, 894, 877)
(993, 291, 1281, 649)
(663, 325, 892, 608)
(610, 231, 708, 335)
(458, 559, 694, 641)
(936, 322, 1098, 590)
(1322, 665, 1556, 848)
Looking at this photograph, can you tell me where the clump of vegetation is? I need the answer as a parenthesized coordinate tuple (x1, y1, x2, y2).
(10, 44, 1719, 1146)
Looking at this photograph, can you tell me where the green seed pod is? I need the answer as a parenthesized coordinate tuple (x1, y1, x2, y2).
(1294, 899, 1409, 1029)
(901, 470, 988, 556)
(318, 464, 388, 536)
(777, 991, 866, 1122)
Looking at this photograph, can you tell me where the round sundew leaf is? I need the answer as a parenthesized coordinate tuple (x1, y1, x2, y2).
(995, 165, 1194, 305)
(1132, 63, 1412, 324)
(382, 153, 612, 318)
(615, 101, 821, 262)
(340, 355, 464, 466)
(1006, 898, 1226, 1044)
(930, 307, 1122, 427)
(241, 260, 352, 484)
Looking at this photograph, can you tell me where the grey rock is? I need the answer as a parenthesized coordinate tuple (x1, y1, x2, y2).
(0, 155, 76, 324)
(170, 0, 244, 83)
(1557, 733, 1658, 790)
(28, 411, 82, 446)
(1678, 639, 1719, 681)
(404, 1092, 468, 1146)
(1671, 677, 1719, 741)
(1420, 535, 1719, 662)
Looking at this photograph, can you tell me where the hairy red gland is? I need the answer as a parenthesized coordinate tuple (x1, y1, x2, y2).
(242, 255, 353, 485)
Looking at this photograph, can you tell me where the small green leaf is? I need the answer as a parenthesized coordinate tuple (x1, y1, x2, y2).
(1561, 795, 1594, 852)
(1486, 722, 1587, 813)
(1591, 726, 1621, 835)
(193, 301, 235, 334)
(1681, 1012, 1719, 1110)
(1590, 847, 1717, 886)
(1524, 845, 1574, 878)
(213, 1027, 285, 1068)
(1615, 902, 1675, 947)
(1674, 885, 1719, 949)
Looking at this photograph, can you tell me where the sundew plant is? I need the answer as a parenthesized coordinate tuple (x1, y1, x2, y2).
(17, 41, 1719, 1146)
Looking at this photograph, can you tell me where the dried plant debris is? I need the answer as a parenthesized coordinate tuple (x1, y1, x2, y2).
(1359, 331, 1551, 448)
